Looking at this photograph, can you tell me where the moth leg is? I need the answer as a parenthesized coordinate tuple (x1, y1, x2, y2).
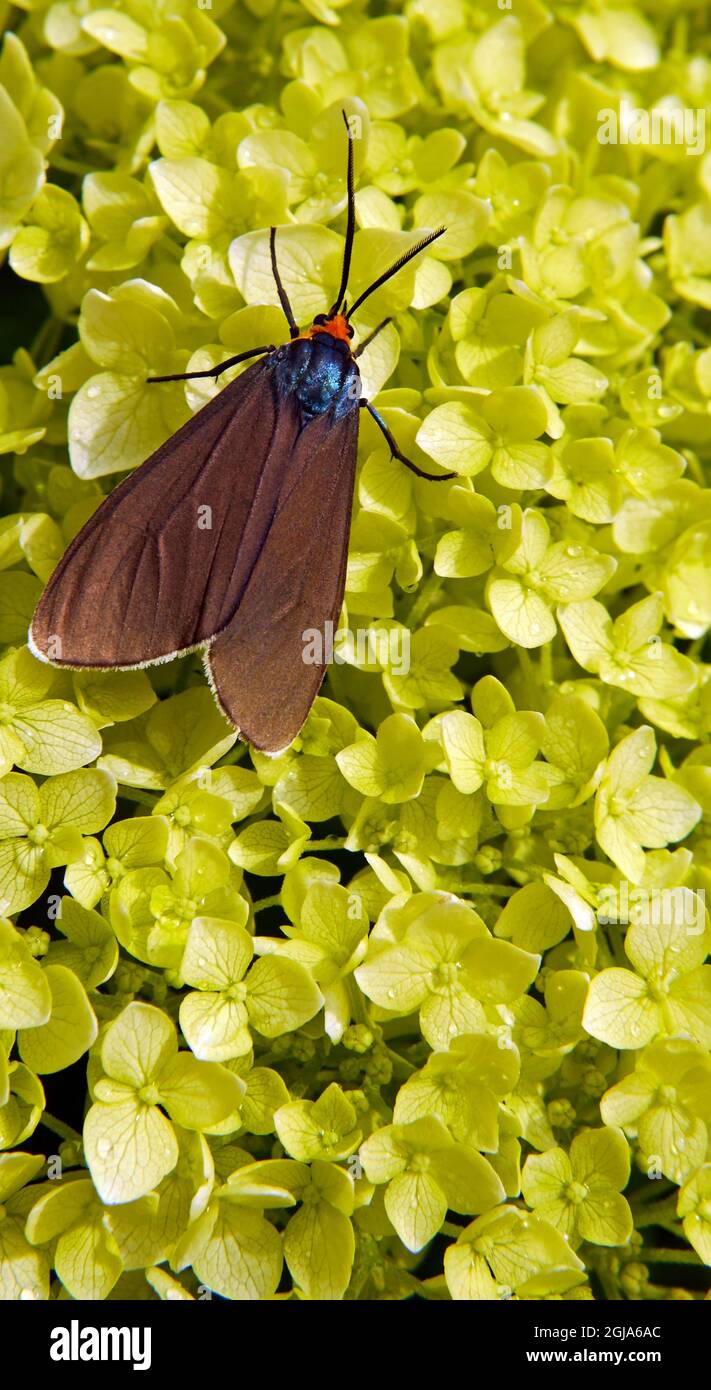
(361, 401, 456, 481)
(270, 227, 300, 340)
(353, 318, 392, 359)
(147, 346, 275, 385)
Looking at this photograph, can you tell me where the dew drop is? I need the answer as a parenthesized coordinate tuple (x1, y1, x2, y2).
(97, 1138, 113, 1158)
(386, 988, 395, 1000)
(87, 385, 101, 400)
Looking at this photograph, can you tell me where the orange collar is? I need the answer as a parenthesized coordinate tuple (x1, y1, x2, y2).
(307, 314, 351, 342)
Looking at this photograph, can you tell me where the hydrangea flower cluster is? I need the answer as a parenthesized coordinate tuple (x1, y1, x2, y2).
(1, 0, 711, 1302)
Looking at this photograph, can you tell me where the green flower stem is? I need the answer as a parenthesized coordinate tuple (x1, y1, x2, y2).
(323, 661, 353, 708)
(584, 1249, 623, 1300)
(539, 642, 553, 687)
(516, 647, 537, 693)
(631, 1180, 676, 1204)
(602, 922, 629, 968)
(687, 634, 707, 660)
(41, 1112, 83, 1145)
(253, 894, 281, 913)
(402, 571, 444, 628)
(308, 837, 347, 851)
(117, 788, 158, 809)
(48, 154, 95, 176)
(346, 975, 372, 1027)
(385, 1046, 417, 1077)
(684, 452, 706, 487)
(631, 1197, 681, 1229)
(31, 315, 64, 368)
(501, 861, 543, 881)
(216, 743, 248, 767)
(638, 1248, 702, 1266)
(517, 643, 555, 699)
(596, 1267, 622, 1300)
(457, 882, 516, 898)
(171, 657, 200, 695)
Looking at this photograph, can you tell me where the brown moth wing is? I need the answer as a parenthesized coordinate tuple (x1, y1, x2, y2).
(206, 404, 359, 752)
(30, 359, 302, 667)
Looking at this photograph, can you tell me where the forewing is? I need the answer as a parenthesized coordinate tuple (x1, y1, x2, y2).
(206, 405, 359, 752)
(30, 358, 301, 667)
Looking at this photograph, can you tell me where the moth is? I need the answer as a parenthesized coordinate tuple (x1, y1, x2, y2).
(30, 114, 452, 752)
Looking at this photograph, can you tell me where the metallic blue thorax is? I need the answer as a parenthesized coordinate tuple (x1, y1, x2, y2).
(273, 336, 361, 421)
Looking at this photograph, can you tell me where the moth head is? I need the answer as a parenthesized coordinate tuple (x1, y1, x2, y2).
(310, 312, 354, 343)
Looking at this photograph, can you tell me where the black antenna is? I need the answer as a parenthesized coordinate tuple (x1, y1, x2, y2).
(329, 111, 356, 317)
(270, 226, 299, 339)
(346, 227, 446, 322)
